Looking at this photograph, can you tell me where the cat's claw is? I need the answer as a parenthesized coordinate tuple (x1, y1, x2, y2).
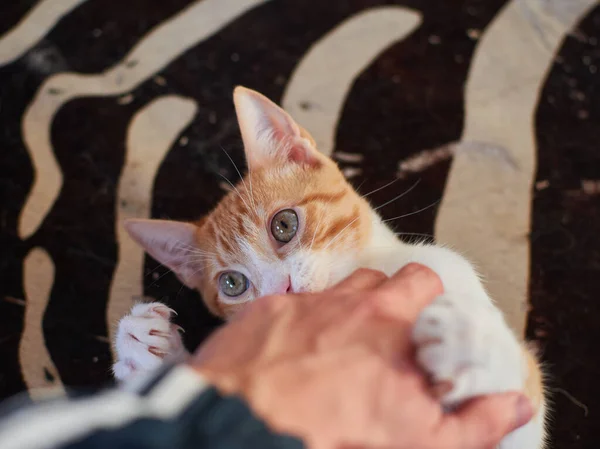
(412, 295, 523, 407)
(113, 302, 187, 382)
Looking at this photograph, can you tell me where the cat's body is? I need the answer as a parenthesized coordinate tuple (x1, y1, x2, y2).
(113, 87, 546, 448)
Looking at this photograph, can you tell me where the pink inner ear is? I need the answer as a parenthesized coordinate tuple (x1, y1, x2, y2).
(287, 143, 321, 168)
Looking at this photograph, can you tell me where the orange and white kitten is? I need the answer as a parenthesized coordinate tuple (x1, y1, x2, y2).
(113, 87, 546, 448)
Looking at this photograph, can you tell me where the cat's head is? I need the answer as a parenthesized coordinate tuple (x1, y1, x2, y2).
(126, 87, 376, 318)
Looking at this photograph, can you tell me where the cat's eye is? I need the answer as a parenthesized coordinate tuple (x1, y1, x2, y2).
(271, 209, 299, 243)
(219, 271, 249, 297)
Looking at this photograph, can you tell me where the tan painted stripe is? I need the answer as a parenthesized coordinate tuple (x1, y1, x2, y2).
(20, 248, 66, 399)
(434, 0, 596, 336)
(282, 6, 422, 156)
(0, 0, 88, 67)
(18, 0, 271, 239)
(397, 145, 454, 178)
(106, 96, 197, 360)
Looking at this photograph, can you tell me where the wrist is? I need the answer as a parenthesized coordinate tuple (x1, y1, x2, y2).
(188, 360, 250, 397)
(189, 361, 302, 441)
(180, 366, 304, 449)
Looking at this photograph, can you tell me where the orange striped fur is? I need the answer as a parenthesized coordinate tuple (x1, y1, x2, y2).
(193, 153, 373, 317)
(124, 87, 546, 448)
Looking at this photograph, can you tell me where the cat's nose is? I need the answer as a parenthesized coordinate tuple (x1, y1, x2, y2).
(272, 280, 291, 295)
(280, 276, 293, 294)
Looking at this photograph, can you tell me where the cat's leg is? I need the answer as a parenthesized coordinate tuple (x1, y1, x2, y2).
(405, 244, 546, 448)
(112, 302, 188, 383)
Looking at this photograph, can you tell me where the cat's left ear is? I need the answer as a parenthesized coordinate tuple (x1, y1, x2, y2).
(124, 218, 203, 288)
(233, 86, 320, 171)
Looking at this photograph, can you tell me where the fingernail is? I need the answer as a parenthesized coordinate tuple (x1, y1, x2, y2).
(432, 380, 454, 398)
(401, 263, 427, 276)
(514, 395, 534, 429)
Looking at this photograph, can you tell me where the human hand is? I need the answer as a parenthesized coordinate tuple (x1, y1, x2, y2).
(190, 264, 533, 449)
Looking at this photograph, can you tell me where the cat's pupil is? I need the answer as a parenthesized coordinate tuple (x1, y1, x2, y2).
(271, 209, 298, 243)
(224, 275, 237, 288)
(219, 271, 248, 297)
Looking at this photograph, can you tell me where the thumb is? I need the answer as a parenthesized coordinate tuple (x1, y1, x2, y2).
(439, 392, 534, 449)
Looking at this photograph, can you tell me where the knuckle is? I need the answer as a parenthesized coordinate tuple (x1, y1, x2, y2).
(410, 265, 443, 292)
(355, 291, 386, 315)
(353, 267, 386, 280)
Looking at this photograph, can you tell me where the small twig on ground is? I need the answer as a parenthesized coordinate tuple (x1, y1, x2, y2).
(3, 296, 25, 306)
(550, 387, 589, 417)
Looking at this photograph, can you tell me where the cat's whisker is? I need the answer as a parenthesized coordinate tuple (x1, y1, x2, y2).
(176, 282, 187, 299)
(381, 198, 441, 224)
(372, 179, 421, 212)
(144, 243, 216, 279)
(354, 178, 367, 192)
(143, 241, 219, 286)
(149, 258, 218, 288)
(183, 255, 216, 263)
(289, 236, 303, 254)
(220, 145, 259, 218)
(325, 183, 421, 251)
(360, 177, 399, 199)
(185, 263, 216, 282)
(217, 173, 254, 215)
(322, 215, 361, 252)
(184, 258, 216, 266)
(145, 260, 170, 278)
(173, 244, 218, 259)
(308, 200, 331, 252)
(313, 178, 403, 253)
(308, 222, 320, 253)
(148, 267, 176, 287)
(181, 253, 219, 264)
(148, 262, 198, 287)
(173, 242, 205, 253)
(177, 248, 217, 258)
(183, 251, 216, 258)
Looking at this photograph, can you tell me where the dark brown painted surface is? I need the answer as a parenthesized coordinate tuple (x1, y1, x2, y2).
(528, 6, 600, 447)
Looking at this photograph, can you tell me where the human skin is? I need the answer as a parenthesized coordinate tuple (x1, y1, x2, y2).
(191, 264, 533, 449)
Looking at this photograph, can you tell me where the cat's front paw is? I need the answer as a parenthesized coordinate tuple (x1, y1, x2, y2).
(412, 295, 523, 406)
(113, 302, 187, 382)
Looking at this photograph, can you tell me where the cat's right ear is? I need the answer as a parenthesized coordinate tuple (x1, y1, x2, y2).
(233, 86, 321, 171)
(124, 219, 203, 288)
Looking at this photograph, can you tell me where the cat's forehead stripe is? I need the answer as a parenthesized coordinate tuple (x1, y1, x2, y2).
(312, 204, 361, 249)
(296, 189, 347, 207)
(204, 219, 217, 241)
(216, 230, 234, 254)
(199, 164, 367, 268)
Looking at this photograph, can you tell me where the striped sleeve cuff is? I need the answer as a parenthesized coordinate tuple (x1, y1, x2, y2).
(0, 364, 304, 449)
(0, 364, 206, 449)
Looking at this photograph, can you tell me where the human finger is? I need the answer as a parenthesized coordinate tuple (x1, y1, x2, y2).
(375, 263, 444, 322)
(436, 392, 534, 449)
(330, 268, 388, 293)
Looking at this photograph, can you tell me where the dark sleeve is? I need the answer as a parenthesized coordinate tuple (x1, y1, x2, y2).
(0, 364, 304, 449)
